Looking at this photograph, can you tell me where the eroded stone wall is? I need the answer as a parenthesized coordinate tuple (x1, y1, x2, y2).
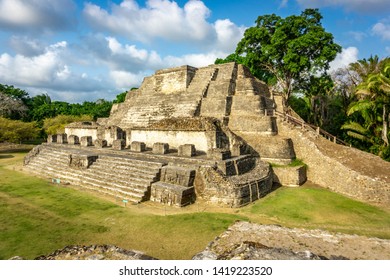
(277, 119, 390, 205)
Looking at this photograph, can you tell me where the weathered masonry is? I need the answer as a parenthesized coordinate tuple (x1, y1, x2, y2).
(24, 62, 306, 207)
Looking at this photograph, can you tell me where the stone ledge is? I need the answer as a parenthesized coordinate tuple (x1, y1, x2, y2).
(151, 182, 195, 207)
(272, 165, 307, 187)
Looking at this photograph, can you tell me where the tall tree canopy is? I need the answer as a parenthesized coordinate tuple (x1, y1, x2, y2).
(235, 9, 341, 101)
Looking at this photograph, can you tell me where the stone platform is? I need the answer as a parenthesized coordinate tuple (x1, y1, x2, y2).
(24, 142, 273, 207)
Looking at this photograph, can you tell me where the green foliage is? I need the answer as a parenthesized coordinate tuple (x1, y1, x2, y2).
(215, 53, 277, 85)
(0, 117, 39, 143)
(288, 95, 310, 121)
(235, 9, 341, 100)
(0, 84, 30, 103)
(113, 88, 138, 104)
(342, 57, 390, 159)
(42, 115, 93, 135)
(113, 91, 127, 104)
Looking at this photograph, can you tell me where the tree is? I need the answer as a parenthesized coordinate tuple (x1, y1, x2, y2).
(235, 9, 341, 103)
(0, 117, 39, 143)
(113, 88, 138, 104)
(42, 115, 93, 135)
(356, 60, 390, 147)
(349, 55, 385, 84)
(0, 92, 28, 120)
(342, 57, 390, 160)
(0, 84, 30, 103)
(215, 53, 276, 85)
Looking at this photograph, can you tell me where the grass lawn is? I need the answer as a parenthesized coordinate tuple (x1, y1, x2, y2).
(1, 149, 390, 259)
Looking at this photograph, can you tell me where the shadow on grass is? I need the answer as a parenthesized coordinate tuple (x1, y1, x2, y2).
(0, 154, 14, 159)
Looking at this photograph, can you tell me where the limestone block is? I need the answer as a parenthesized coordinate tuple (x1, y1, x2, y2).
(160, 166, 196, 187)
(47, 135, 57, 143)
(94, 139, 107, 148)
(229, 115, 277, 134)
(131, 141, 146, 152)
(210, 149, 231, 160)
(57, 134, 68, 144)
(272, 165, 307, 187)
(68, 135, 79, 145)
(153, 142, 169, 154)
(150, 182, 195, 207)
(80, 136, 93, 147)
(112, 139, 125, 150)
(217, 160, 237, 176)
(68, 154, 98, 169)
(231, 144, 246, 157)
(178, 144, 196, 157)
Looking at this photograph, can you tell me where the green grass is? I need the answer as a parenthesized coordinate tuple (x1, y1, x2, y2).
(241, 186, 390, 238)
(0, 152, 242, 259)
(271, 158, 307, 168)
(1, 149, 390, 259)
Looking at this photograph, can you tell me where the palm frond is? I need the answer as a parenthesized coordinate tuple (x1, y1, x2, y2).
(347, 100, 374, 116)
(346, 131, 371, 142)
(341, 121, 368, 134)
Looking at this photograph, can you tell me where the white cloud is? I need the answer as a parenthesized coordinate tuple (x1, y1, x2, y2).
(0, 0, 76, 31)
(214, 19, 246, 52)
(110, 70, 146, 88)
(83, 0, 244, 51)
(0, 41, 114, 102)
(372, 20, 390, 40)
(296, 0, 390, 14)
(0, 34, 230, 103)
(0, 42, 67, 86)
(348, 31, 367, 42)
(9, 36, 45, 57)
(163, 51, 228, 68)
(279, 0, 288, 8)
(330, 46, 359, 71)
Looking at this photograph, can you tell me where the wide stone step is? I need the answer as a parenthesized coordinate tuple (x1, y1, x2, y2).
(77, 176, 147, 197)
(25, 162, 148, 202)
(95, 159, 162, 173)
(26, 156, 68, 170)
(88, 164, 159, 182)
(31, 149, 161, 183)
(26, 155, 153, 189)
(106, 161, 163, 174)
(98, 156, 164, 169)
(82, 168, 153, 190)
(31, 161, 151, 193)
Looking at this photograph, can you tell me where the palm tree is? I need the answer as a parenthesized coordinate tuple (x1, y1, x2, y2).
(357, 61, 390, 146)
(348, 55, 385, 85)
(343, 57, 390, 155)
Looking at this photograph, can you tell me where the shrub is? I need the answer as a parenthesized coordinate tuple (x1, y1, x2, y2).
(42, 115, 93, 135)
(0, 117, 40, 143)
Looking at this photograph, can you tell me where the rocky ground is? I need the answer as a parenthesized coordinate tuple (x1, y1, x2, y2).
(11, 221, 390, 260)
(31, 245, 157, 260)
(193, 221, 390, 260)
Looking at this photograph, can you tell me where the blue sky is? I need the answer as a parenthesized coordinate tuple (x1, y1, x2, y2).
(0, 0, 389, 103)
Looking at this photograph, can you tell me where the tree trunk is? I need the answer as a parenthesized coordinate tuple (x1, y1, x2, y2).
(382, 105, 389, 146)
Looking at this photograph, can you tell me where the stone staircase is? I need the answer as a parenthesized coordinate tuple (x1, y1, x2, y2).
(118, 93, 202, 128)
(24, 145, 165, 203)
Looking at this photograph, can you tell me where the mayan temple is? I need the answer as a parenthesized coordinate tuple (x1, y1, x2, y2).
(23, 62, 390, 207)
